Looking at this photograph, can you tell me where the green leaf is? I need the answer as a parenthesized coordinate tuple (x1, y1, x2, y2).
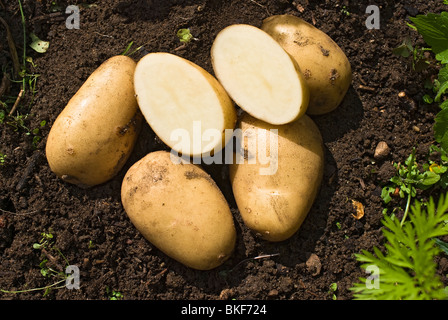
(381, 186, 394, 204)
(434, 107, 448, 150)
(351, 193, 448, 300)
(177, 28, 194, 44)
(435, 80, 448, 102)
(420, 170, 441, 186)
(435, 65, 448, 102)
(423, 94, 434, 104)
(392, 38, 413, 58)
(434, 238, 448, 256)
(409, 13, 448, 63)
(120, 41, 134, 56)
(39, 259, 48, 269)
(439, 64, 448, 84)
(440, 100, 448, 110)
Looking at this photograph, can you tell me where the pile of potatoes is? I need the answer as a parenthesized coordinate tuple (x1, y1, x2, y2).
(46, 15, 351, 270)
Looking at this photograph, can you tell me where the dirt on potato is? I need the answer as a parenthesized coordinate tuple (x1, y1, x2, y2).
(1, 0, 447, 301)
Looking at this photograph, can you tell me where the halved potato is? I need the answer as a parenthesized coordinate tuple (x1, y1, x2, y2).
(211, 24, 309, 125)
(134, 53, 237, 158)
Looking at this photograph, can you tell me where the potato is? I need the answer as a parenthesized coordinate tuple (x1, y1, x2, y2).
(261, 15, 352, 115)
(229, 112, 324, 242)
(134, 52, 237, 158)
(121, 150, 236, 270)
(46, 55, 142, 188)
(211, 24, 309, 125)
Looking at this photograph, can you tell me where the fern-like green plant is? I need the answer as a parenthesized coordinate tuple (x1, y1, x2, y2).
(351, 192, 448, 300)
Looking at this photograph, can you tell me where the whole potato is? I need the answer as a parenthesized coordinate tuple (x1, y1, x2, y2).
(46, 55, 142, 188)
(230, 112, 324, 242)
(121, 151, 236, 270)
(262, 15, 352, 115)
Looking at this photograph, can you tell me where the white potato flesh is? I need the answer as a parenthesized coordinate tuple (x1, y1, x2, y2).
(211, 24, 309, 125)
(134, 53, 236, 157)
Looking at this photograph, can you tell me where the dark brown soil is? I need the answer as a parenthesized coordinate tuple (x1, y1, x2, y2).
(1, 0, 447, 301)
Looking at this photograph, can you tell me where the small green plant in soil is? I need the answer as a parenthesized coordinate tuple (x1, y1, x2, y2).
(120, 41, 144, 57)
(328, 283, 338, 300)
(0, 0, 46, 150)
(392, 37, 432, 72)
(32, 231, 71, 296)
(340, 5, 350, 16)
(0, 152, 6, 166)
(106, 287, 124, 300)
(177, 28, 198, 44)
(351, 192, 448, 300)
(381, 148, 439, 225)
(4, 113, 46, 149)
(31, 119, 47, 148)
(1, 231, 71, 297)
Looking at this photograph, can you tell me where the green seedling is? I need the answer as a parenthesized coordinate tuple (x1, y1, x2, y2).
(340, 5, 350, 16)
(328, 283, 338, 300)
(351, 192, 448, 300)
(0, 152, 6, 165)
(33, 231, 70, 296)
(121, 41, 143, 57)
(30, 120, 46, 148)
(392, 37, 431, 72)
(106, 287, 124, 300)
(32, 231, 54, 250)
(34, 231, 70, 266)
(49, 0, 61, 12)
(6, 113, 29, 132)
(5, 114, 46, 148)
(392, 37, 413, 58)
(1, 231, 70, 296)
(177, 28, 198, 44)
(381, 148, 439, 225)
(422, 94, 434, 104)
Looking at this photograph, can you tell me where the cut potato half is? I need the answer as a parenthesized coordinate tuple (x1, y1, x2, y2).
(134, 52, 237, 157)
(211, 24, 309, 125)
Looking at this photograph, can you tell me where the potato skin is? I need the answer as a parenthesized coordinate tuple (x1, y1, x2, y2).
(230, 113, 324, 242)
(46, 55, 142, 187)
(121, 151, 236, 270)
(262, 14, 352, 115)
